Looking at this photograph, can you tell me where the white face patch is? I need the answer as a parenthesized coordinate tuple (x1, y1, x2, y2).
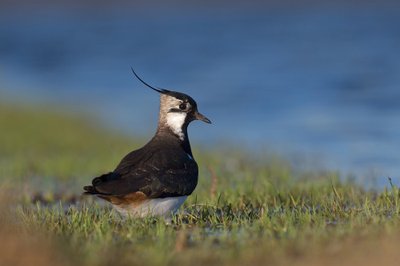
(166, 112, 187, 140)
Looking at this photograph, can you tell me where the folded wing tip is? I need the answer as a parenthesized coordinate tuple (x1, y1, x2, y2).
(83, 185, 97, 194)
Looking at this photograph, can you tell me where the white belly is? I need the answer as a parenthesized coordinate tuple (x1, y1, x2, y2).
(113, 196, 188, 218)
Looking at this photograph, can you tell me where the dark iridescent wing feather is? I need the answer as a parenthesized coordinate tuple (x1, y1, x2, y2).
(84, 140, 198, 198)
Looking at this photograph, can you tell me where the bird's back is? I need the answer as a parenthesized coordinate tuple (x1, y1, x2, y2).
(84, 134, 198, 199)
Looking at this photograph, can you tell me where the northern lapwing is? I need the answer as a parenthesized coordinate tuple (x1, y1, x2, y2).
(83, 69, 211, 217)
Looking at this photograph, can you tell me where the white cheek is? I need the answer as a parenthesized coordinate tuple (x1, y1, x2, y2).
(166, 112, 186, 140)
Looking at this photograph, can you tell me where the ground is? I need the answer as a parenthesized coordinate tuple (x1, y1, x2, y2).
(0, 102, 399, 266)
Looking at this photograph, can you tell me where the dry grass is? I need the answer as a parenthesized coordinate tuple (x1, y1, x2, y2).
(288, 234, 400, 266)
(0, 187, 71, 266)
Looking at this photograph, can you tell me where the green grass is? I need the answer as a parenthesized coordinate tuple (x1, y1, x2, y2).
(1, 102, 400, 266)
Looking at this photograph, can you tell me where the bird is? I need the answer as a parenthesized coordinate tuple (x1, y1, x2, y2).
(83, 69, 211, 218)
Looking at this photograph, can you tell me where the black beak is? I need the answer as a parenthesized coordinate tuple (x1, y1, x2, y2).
(194, 111, 211, 124)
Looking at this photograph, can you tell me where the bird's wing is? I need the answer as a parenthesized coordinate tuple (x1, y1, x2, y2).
(84, 148, 198, 199)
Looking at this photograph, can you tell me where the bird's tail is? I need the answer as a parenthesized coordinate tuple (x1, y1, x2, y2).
(83, 185, 99, 195)
(83, 184, 118, 204)
(83, 172, 116, 195)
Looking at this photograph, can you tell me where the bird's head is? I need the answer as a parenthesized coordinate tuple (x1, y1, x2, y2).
(131, 68, 211, 140)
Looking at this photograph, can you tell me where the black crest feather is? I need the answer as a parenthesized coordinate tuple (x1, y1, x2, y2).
(130, 67, 170, 94)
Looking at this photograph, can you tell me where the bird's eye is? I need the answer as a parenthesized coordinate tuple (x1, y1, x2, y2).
(179, 103, 187, 110)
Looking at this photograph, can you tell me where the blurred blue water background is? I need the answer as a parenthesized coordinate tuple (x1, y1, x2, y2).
(1, 5, 400, 187)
